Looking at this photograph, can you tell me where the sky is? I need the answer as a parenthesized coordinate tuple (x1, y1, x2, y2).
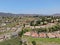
(0, 0, 60, 14)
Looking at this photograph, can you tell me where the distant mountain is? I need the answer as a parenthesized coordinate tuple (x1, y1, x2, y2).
(0, 12, 43, 16)
(0, 12, 60, 16)
(0, 12, 16, 16)
(53, 13, 60, 16)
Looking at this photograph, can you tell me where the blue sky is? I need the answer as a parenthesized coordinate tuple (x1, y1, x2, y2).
(0, 0, 60, 14)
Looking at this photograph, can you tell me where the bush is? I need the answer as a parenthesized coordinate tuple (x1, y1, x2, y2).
(32, 41, 36, 45)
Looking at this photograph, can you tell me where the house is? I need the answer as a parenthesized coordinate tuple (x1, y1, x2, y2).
(56, 33, 60, 38)
(31, 32, 38, 38)
(6, 27, 11, 31)
(39, 33, 46, 38)
(11, 32, 18, 38)
(24, 32, 31, 36)
(4, 35, 11, 40)
(0, 35, 5, 42)
(54, 33, 59, 38)
(1, 23, 6, 26)
(11, 27, 17, 32)
(0, 28, 6, 32)
(47, 33, 55, 38)
(52, 31, 60, 38)
(30, 26, 34, 29)
(52, 33, 60, 38)
(25, 24, 30, 28)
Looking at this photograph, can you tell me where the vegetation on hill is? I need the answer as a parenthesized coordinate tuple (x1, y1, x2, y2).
(0, 15, 60, 45)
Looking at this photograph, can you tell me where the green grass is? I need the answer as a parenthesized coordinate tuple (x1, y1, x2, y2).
(0, 36, 60, 45)
(0, 37, 20, 45)
(23, 36, 60, 44)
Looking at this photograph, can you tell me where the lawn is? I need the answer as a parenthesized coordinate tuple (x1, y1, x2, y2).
(0, 36, 60, 45)
(23, 36, 60, 45)
(0, 37, 20, 45)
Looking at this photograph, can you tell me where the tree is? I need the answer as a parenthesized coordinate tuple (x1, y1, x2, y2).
(7, 43, 11, 45)
(24, 41, 27, 45)
(19, 40, 22, 45)
(32, 41, 36, 45)
(18, 30, 24, 38)
(23, 24, 25, 27)
(18, 28, 29, 39)
(30, 21, 34, 26)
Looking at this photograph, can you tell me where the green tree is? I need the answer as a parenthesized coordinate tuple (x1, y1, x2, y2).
(18, 30, 24, 38)
(19, 40, 22, 45)
(32, 41, 36, 45)
(7, 43, 11, 45)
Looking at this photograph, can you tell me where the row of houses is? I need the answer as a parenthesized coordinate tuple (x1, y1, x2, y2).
(0, 31, 19, 42)
(0, 26, 22, 42)
(0, 27, 19, 32)
(25, 23, 56, 29)
(0, 33, 11, 42)
(24, 31, 60, 38)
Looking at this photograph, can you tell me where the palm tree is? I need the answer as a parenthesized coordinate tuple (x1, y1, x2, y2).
(33, 20, 37, 28)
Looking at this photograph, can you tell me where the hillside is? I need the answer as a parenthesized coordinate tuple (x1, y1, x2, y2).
(0, 12, 50, 16)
